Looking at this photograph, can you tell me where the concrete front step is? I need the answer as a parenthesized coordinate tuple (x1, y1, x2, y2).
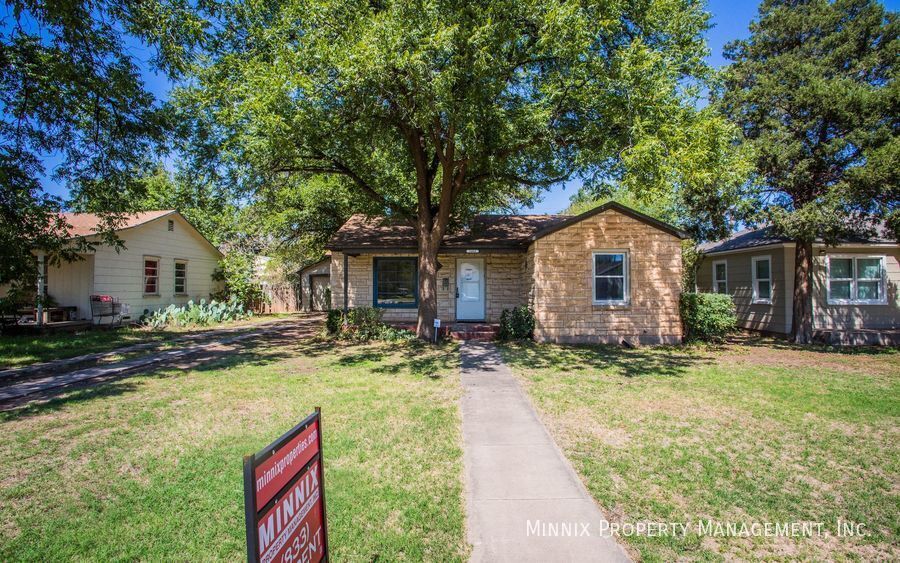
(450, 324, 500, 341)
(450, 332, 497, 342)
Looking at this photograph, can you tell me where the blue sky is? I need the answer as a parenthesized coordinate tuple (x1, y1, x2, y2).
(39, 0, 898, 211)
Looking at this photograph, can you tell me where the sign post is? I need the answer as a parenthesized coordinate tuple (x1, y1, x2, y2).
(433, 318, 441, 344)
(244, 409, 329, 563)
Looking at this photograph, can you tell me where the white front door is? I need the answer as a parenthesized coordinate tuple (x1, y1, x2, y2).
(456, 258, 485, 321)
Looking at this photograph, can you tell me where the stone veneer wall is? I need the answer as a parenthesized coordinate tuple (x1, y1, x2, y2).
(330, 252, 525, 324)
(528, 210, 683, 344)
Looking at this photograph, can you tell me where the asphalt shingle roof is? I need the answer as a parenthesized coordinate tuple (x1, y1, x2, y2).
(699, 222, 896, 254)
(326, 214, 569, 251)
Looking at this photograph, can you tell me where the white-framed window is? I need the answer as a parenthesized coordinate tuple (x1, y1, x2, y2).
(592, 251, 628, 305)
(143, 257, 160, 295)
(174, 260, 188, 295)
(712, 260, 728, 294)
(827, 255, 886, 305)
(751, 255, 772, 304)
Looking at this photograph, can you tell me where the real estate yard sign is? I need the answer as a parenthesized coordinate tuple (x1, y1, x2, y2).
(244, 409, 329, 563)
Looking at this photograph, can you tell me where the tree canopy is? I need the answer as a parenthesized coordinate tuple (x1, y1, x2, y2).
(176, 0, 744, 337)
(722, 0, 898, 241)
(0, 0, 202, 284)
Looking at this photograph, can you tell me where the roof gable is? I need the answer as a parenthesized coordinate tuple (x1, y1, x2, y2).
(530, 201, 687, 241)
(62, 210, 176, 237)
(61, 210, 223, 258)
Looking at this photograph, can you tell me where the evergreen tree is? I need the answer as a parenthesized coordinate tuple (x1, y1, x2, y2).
(721, 0, 898, 343)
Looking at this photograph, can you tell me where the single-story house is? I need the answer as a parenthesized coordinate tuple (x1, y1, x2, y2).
(325, 202, 686, 344)
(696, 225, 899, 344)
(1, 210, 223, 323)
(298, 258, 331, 312)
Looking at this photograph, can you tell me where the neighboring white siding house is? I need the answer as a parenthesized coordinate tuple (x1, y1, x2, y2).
(3, 210, 223, 322)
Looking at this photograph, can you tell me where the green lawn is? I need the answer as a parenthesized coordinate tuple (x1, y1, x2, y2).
(0, 314, 295, 369)
(500, 340, 900, 562)
(0, 336, 468, 561)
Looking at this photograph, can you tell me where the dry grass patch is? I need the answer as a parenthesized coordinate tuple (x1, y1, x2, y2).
(501, 341, 899, 562)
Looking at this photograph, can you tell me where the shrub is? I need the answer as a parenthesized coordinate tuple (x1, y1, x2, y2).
(498, 306, 535, 340)
(211, 253, 268, 310)
(680, 293, 737, 342)
(325, 309, 344, 335)
(146, 297, 251, 329)
(325, 307, 416, 342)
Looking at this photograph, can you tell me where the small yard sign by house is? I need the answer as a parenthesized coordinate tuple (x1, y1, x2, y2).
(243, 409, 329, 563)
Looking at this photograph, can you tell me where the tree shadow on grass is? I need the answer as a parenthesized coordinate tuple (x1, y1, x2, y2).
(286, 337, 459, 379)
(727, 332, 899, 356)
(498, 341, 710, 378)
(0, 325, 312, 419)
(369, 342, 459, 379)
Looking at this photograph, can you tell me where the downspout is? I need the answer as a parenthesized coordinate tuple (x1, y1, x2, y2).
(343, 252, 349, 316)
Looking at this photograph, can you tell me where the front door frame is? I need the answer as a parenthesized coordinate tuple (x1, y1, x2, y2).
(456, 257, 486, 322)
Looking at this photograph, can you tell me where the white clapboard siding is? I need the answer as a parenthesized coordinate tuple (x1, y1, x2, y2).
(89, 213, 223, 319)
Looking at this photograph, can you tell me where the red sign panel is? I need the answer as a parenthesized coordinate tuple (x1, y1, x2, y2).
(244, 410, 329, 563)
(254, 421, 319, 507)
(257, 460, 325, 563)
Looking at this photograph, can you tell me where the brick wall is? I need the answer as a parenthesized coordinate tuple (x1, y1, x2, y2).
(528, 210, 683, 345)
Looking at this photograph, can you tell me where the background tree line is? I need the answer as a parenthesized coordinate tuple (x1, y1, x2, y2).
(1, 0, 896, 342)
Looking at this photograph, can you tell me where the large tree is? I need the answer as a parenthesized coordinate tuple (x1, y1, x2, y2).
(0, 0, 200, 285)
(721, 0, 898, 344)
(179, 0, 735, 339)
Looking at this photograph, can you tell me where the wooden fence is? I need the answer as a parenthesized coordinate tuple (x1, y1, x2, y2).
(253, 283, 302, 314)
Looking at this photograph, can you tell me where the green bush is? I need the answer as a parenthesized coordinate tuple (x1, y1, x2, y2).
(344, 307, 383, 340)
(498, 306, 535, 340)
(146, 297, 251, 329)
(680, 293, 737, 342)
(325, 309, 344, 334)
(325, 307, 416, 342)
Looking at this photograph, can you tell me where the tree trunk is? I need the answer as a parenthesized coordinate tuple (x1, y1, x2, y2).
(416, 234, 439, 341)
(790, 240, 814, 344)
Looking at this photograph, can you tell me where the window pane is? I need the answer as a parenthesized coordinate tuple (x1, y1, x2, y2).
(716, 281, 727, 294)
(595, 277, 624, 301)
(755, 259, 770, 280)
(857, 258, 881, 279)
(376, 259, 416, 305)
(857, 281, 880, 301)
(757, 280, 771, 300)
(830, 280, 851, 300)
(829, 258, 852, 279)
(595, 254, 624, 276)
(714, 263, 726, 280)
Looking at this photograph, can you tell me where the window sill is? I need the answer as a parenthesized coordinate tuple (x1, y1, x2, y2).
(374, 303, 418, 309)
(174, 293, 188, 297)
(752, 299, 773, 305)
(143, 293, 160, 297)
(592, 301, 630, 308)
(827, 300, 887, 306)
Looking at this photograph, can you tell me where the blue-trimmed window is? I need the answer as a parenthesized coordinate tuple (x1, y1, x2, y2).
(373, 258, 418, 308)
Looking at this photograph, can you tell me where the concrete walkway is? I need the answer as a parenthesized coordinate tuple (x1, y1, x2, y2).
(460, 342, 629, 562)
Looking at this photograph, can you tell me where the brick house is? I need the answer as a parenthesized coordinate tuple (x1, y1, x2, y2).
(325, 202, 686, 344)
